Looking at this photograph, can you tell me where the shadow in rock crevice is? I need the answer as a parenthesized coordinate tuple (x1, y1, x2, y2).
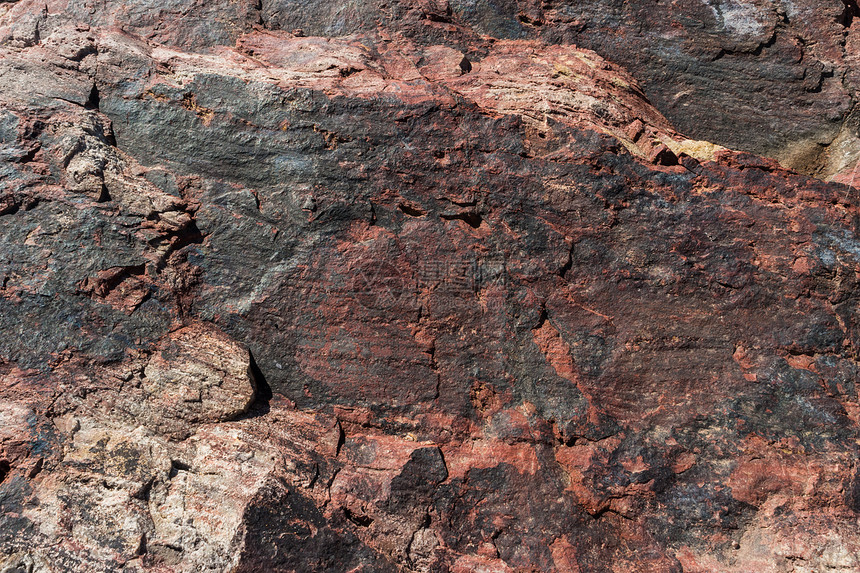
(240, 351, 272, 420)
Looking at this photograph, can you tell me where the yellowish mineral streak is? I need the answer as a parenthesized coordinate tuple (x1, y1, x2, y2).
(663, 137, 728, 163)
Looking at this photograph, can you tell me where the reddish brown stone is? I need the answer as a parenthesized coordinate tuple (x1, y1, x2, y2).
(2, 1, 860, 571)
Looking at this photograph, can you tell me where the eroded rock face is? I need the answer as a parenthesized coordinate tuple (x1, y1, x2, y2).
(139, 324, 257, 431)
(9, 0, 858, 176)
(2, 1, 860, 572)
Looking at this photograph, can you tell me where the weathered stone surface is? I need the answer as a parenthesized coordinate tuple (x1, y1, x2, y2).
(7, 0, 860, 177)
(127, 323, 257, 436)
(3, 1, 860, 572)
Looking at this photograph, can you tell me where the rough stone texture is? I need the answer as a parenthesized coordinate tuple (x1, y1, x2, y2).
(6, 0, 860, 179)
(254, 0, 860, 180)
(3, 1, 860, 572)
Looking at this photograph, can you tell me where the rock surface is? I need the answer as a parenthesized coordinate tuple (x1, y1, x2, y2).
(2, 1, 860, 572)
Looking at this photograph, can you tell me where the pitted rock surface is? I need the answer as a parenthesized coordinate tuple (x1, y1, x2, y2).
(3, 1, 860, 572)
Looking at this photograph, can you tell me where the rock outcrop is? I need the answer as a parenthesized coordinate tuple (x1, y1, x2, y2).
(2, 1, 860, 572)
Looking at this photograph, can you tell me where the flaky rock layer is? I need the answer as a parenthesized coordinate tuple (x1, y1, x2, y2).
(2, 1, 860, 572)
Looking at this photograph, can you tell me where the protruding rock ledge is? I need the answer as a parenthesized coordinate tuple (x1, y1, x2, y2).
(132, 324, 257, 435)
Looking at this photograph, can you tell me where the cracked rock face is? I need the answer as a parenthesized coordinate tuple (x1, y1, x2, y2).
(3, 1, 860, 572)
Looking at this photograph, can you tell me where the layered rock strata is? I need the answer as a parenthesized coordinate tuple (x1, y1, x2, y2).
(2, 1, 860, 572)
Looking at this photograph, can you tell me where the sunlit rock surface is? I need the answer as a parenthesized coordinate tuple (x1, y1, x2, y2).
(3, 1, 860, 571)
